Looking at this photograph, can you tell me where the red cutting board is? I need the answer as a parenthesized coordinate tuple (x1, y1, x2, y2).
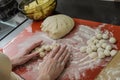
(2, 18, 120, 80)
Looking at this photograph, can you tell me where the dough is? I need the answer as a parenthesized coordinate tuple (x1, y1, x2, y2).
(88, 52, 97, 58)
(109, 37, 116, 44)
(105, 45, 112, 50)
(101, 43, 107, 49)
(104, 50, 110, 56)
(110, 50, 117, 56)
(41, 14, 75, 39)
(102, 33, 109, 39)
(96, 33, 102, 40)
(80, 46, 87, 53)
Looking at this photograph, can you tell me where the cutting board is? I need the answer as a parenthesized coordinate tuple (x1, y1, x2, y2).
(2, 18, 120, 80)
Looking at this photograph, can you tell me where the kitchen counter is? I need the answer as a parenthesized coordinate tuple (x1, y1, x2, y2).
(0, 0, 120, 48)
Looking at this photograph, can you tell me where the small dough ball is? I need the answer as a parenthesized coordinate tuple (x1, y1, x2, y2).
(99, 39, 106, 44)
(41, 14, 75, 39)
(91, 45, 97, 51)
(44, 45, 51, 51)
(97, 47, 104, 53)
(109, 37, 116, 44)
(87, 39, 93, 45)
(110, 50, 118, 56)
(96, 33, 102, 40)
(98, 51, 105, 59)
(104, 50, 110, 56)
(86, 47, 92, 54)
(35, 47, 44, 52)
(88, 52, 98, 58)
(80, 46, 87, 53)
(93, 39, 99, 44)
(102, 33, 109, 39)
(39, 52, 46, 57)
(105, 45, 112, 50)
(96, 43, 102, 48)
(91, 36, 96, 41)
(101, 43, 107, 49)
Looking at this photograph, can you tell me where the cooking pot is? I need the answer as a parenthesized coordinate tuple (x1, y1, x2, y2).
(0, 0, 19, 21)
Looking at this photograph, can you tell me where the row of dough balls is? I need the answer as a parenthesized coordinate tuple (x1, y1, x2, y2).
(33, 43, 59, 57)
(80, 31, 117, 59)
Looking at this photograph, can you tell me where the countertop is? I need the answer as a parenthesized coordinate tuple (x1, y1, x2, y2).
(0, 0, 120, 48)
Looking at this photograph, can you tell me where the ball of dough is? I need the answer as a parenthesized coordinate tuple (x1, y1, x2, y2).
(104, 50, 110, 56)
(99, 39, 106, 44)
(80, 46, 87, 53)
(101, 43, 107, 49)
(102, 33, 109, 39)
(88, 52, 98, 58)
(105, 45, 112, 50)
(96, 43, 102, 48)
(41, 14, 75, 39)
(98, 51, 105, 59)
(97, 47, 104, 53)
(110, 50, 117, 56)
(96, 33, 102, 40)
(109, 37, 116, 44)
(91, 45, 97, 51)
(86, 46, 92, 54)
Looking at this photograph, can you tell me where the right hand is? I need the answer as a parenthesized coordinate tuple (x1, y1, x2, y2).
(37, 45, 70, 80)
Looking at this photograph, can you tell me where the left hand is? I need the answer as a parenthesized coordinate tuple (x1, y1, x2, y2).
(11, 40, 42, 68)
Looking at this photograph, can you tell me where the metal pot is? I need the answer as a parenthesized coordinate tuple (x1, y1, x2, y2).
(0, 0, 19, 21)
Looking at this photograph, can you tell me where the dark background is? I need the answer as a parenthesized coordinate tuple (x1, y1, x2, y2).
(55, 0, 120, 25)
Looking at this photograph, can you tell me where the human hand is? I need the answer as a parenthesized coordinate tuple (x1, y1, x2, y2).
(37, 45, 70, 80)
(11, 40, 42, 68)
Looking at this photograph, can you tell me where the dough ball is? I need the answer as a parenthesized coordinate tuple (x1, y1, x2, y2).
(102, 33, 109, 39)
(101, 43, 107, 49)
(105, 45, 112, 51)
(110, 50, 118, 56)
(80, 46, 87, 53)
(91, 45, 97, 51)
(44, 45, 51, 51)
(96, 33, 102, 40)
(99, 39, 106, 44)
(104, 50, 110, 56)
(87, 39, 93, 45)
(86, 46, 92, 54)
(88, 52, 98, 58)
(41, 14, 75, 39)
(97, 47, 104, 53)
(93, 39, 99, 44)
(39, 52, 46, 57)
(98, 51, 105, 59)
(96, 43, 102, 48)
(109, 37, 116, 44)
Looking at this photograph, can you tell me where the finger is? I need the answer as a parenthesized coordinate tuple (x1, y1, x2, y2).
(62, 52, 70, 66)
(49, 45, 60, 58)
(58, 49, 68, 62)
(54, 45, 67, 60)
(26, 52, 39, 60)
(26, 40, 43, 54)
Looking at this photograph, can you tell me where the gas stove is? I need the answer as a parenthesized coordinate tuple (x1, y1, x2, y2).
(0, 12, 27, 40)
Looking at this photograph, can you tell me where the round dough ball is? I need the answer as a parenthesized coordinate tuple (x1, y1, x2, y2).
(80, 46, 87, 53)
(88, 52, 98, 58)
(98, 51, 105, 59)
(109, 37, 116, 44)
(110, 50, 118, 56)
(102, 33, 109, 39)
(41, 14, 75, 39)
(104, 50, 110, 56)
(96, 43, 102, 48)
(105, 45, 112, 50)
(97, 47, 104, 53)
(99, 39, 106, 44)
(91, 45, 97, 51)
(101, 43, 107, 49)
(93, 39, 99, 44)
(96, 33, 102, 40)
(86, 46, 92, 54)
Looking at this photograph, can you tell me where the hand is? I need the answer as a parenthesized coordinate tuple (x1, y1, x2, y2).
(37, 45, 70, 80)
(11, 40, 42, 68)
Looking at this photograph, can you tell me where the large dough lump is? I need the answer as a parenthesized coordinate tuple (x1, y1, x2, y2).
(41, 14, 75, 39)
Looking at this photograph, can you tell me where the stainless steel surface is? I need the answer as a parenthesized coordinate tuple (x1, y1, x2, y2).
(0, 19, 32, 48)
(0, 12, 27, 40)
